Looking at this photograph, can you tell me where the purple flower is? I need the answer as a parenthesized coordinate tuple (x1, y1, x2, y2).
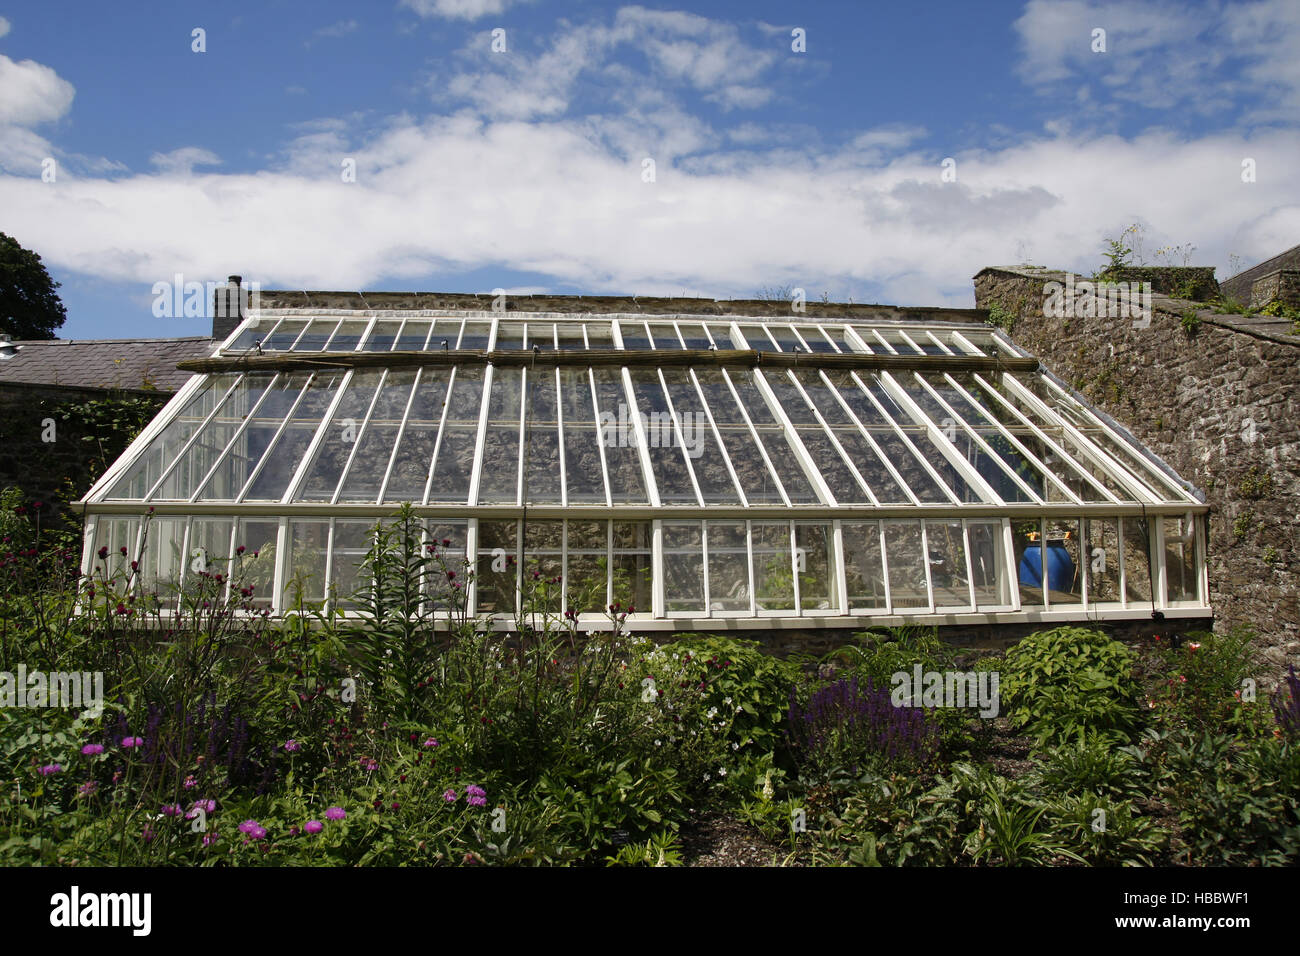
(443, 789, 458, 803)
(423, 738, 439, 748)
(77, 781, 97, 797)
(161, 803, 183, 817)
(238, 819, 260, 834)
(188, 799, 216, 816)
(465, 784, 486, 798)
(202, 832, 218, 847)
(467, 795, 486, 808)
(283, 739, 301, 752)
(249, 826, 267, 841)
(325, 807, 346, 821)
(183, 774, 197, 789)
(305, 820, 323, 835)
(39, 764, 62, 775)
(81, 744, 104, 756)
(142, 824, 155, 843)
(121, 736, 143, 749)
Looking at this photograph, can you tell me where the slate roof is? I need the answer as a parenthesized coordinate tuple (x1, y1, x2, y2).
(0, 337, 216, 392)
(1220, 243, 1300, 302)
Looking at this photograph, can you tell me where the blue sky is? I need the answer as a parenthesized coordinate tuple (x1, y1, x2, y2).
(1, 0, 1297, 339)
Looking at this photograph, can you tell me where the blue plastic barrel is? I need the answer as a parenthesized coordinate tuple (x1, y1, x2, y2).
(1019, 540, 1075, 592)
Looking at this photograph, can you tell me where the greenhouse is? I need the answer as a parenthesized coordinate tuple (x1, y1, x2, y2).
(77, 306, 1210, 630)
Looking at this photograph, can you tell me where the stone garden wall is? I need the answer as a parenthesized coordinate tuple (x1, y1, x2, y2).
(975, 265, 1300, 677)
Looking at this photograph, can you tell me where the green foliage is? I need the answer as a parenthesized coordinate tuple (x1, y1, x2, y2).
(1233, 510, 1255, 539)
(1031, 730, 1142, 799)
(0, 231, 67, 340)
(1000, 626, 1142, 746)
(1179, 308, 1201, 336)
(1238, 466, 1273, 500)
(1097, 224, 1139, 277)
(985, 303, 1017, 333)
(1145, 628, 1256, 734)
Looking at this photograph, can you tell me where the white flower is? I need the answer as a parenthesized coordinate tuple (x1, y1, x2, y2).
(719, 768, 727, 777)
(703, 773, 711, 781)
(732, 742, 740, 750)
(654, 739, 661, 747)
(723, 696, 732, 706)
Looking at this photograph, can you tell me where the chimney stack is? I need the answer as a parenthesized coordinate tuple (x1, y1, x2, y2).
(212, 275, 243, 341)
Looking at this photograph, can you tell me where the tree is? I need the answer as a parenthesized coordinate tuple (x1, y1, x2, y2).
(0, 232, 67, 340)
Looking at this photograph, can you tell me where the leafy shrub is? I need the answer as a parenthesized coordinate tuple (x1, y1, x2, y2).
(1274, 666, 1300, 742)
(1146, 628, 1256, 734)
(1000, 626, 1142, 746)
(1031, 730, 1142, 800)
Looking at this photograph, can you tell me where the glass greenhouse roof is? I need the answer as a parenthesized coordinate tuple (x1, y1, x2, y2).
(79, 310, 1209, 626)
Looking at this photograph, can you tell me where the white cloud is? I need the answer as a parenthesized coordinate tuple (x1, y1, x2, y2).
(0, 54, 75, 125)
(0, 17, 10, 39)
(149, 147, 222, 175)
(1014, 0, 1300, 119)
(401, 0, 525, 22)
(1, 110, 1294, 310)
(306, 19, 358, 46)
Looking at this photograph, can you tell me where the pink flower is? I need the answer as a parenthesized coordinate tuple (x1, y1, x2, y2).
(283, 739, 301, 752)
(467, 795, 486, 807)
(121, 736, 143, 749)
(325, 807, 346, 821)
(81, 744, 104, 756)
(39, 764, 62, 775)
(77, 781, 98, 797)
(423, 738, 439, 748)
(305, 820, 323, 835)
(443, 789, 458, 802)
(161, 804, 183, 817)
(238, 819, 260, 834)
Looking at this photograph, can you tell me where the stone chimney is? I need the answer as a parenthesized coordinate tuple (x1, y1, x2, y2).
(211, 275, 244, 341)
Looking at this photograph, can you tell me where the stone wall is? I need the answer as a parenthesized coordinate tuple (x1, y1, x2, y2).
(1099, 266, 1220, 302)
(1248, 270, 1300, 310)
(974, 265, 1300, 679)
(0, 383, 167, 527)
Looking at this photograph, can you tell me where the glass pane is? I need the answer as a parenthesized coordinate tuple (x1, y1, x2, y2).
(458, 321, 491, 350)
(726, 370, 819, 503)
(325, 321, 369, 352)
(660, 368, 739, 504)
(263, 320, 307, 351)
(629, 367, 697, 505)
(426, 520, 469, 610)
(677, 323, 712, 351)
(335, 370, 418, 503)
(242, 371, 344, 501)
(292, 318, 338, 352)
(592, 368, 647, 503)
(427, 366, 485, 504)
(522, 520, 562, 614)
(1164, 515, 1198, 603)
(707, 521, 749, 612)
(1122, 517, 1153, 606)
(969, 521, 1011, 607)
(90, 517, 140, 584)
(1083, 517, 1121, 605)
(475, 520, 517, 617)
(477, 367, 523, 504)
(752, 521, 794, 611)
(663, 521, 704, 613)
(695, 368, 786, 505)
(395, 321, 432, 351)
(707, 324, 736, 349)
(764, 370, 869, 504)
(926, 519, 970, 609)
(566, 520, 608, 613)
(612, 521, 652, 611)
(648, 323, 682, 349)
(330, 520, 375, 610)
(584, 324, 614, 349)
(618, 321, 651, 351)
(107, 374, 239, 500)
(1044, 519, 1082, 606)
(187, 518, 234, 587)
(885, 520, 928, 609)
(234, 518, 279, 609)
(843, 520, 886, 610)
(522, 367, 563, 504)
(560, 367, 606, 504)
(286, 520, 328, 606)
(139, 517, 187, 603)
(297, 370, 384, 502)
(195, 374, 309, 501)
(828, 371, 949, 503)
(793, 369, 907, 503)
(796, 522, 835, 611)
(555, 324, 586, 351)
(495, 321, 525, 350)
(362, 320, 402, 351)
(383, 368, 451, 503)
(1013, 519, 1046, 608)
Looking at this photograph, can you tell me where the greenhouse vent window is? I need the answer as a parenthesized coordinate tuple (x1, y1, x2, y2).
(76, 304, 1210, 631)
